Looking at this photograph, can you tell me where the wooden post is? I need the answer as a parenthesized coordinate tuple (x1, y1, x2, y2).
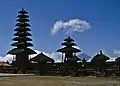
(62, 53, 63, 63)
(13, 55, 15, 61)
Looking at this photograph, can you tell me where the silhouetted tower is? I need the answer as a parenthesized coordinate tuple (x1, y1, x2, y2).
(7, 9, 36, 70)
(57, 36, 81, 63)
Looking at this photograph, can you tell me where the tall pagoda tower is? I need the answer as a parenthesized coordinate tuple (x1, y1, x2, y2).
(7, 9, 36, 70)
(57, 36, 81, 63)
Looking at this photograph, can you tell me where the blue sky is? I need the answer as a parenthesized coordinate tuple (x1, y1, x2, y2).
(0, 0, 120, 57)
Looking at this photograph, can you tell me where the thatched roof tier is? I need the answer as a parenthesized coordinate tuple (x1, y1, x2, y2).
(57, 47, 81, 53)
(61, 42, 77, 46)
(14, 32, 32, 36)
(7, 48, 36, 55)
(15, 23, 31, 27)
(17, 14, 29, 18)
(11, 42, 33, 47)
(14, 28, 31, 31)
(12, 37, 32, 41)
(30, 52, 54, 63)
(16, 18, 29, 22)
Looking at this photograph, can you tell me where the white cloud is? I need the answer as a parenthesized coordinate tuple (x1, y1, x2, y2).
(114, 50, 120, 57)
(51, 18, 91, 35)
(0, 54, 14, 63)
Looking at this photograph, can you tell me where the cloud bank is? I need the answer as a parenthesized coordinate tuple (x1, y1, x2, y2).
(114, 50, 120, 57)
(0, 54, 14, 63)
(51, 18, 91, 35)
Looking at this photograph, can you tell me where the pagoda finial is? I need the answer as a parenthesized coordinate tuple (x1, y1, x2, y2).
(22, 8, 24, 11)
(19, 8, 28, 14)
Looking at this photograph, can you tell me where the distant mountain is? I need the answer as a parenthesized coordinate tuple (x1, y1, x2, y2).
(78, 53, 91, 61)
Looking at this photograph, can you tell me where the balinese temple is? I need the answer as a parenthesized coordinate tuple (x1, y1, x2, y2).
(57, 36, 81, 63)
(7, 9, 36, 70)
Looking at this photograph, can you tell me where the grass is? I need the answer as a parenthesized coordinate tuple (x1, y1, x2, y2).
(0, 75, 120, 86)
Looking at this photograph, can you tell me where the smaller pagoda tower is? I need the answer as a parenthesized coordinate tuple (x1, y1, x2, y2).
(7, 9, 36, 70)
(57, 36, 81, 63)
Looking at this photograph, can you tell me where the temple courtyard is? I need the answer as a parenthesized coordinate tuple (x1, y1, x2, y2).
(0, 74, 120, 86)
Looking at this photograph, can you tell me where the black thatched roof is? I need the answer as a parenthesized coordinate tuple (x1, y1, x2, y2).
(11, 42, 33, 46)
(115, 57, 120, 62)
(30, 52, 54, 63)
(12, 37, 32, 41)
(61, 42, 77, 46)
(14, 28, 31, 31)
(17, 14, 29, 18)
(16, 18, 29, 22)
(91, 51, 110, 62)
(15, 23, 31, 27)
(57, 47, 81, 52)
(7, 48, 36, 55)
(14, 32, 32, 36)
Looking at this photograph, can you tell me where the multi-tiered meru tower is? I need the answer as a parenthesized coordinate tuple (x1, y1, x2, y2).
(7, 9, 36, 70)
(57, 36, 81, 63)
